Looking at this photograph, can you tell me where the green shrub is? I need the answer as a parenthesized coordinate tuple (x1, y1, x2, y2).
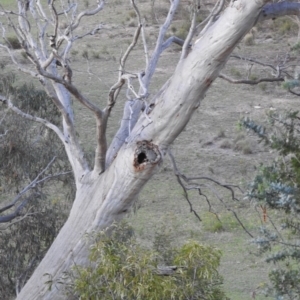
(63, 223, 228, 300)
(244, 111, 300, 299)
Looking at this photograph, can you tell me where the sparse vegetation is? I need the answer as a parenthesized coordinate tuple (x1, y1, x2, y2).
(220, 139, 232, 149)
(91, 51, 101, 59)
(274, 16, 296, 35)
(258, 82, 267, 91)
(230, 67, 242, 77)
(202, 212, 223, 232)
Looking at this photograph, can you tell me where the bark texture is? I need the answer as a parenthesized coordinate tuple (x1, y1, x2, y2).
(16, 1, 267, 299)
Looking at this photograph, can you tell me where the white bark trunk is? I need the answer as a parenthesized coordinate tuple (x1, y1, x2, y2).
(17, 1, 268, 299)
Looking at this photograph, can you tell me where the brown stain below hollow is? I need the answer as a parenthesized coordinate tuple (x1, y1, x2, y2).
(133, 140, 161, 171)
(205, 77, 213, 87)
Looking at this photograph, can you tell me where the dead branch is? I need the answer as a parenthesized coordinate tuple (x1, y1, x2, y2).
(131, 0, 149, 71)
(288, 87, 300, 96)
(230, 53, 295, 79)
(168, 150, 253, 237)
(219, 73, 284, 85)
(258, 2, 300, 23)
(66, 1, 104, 33)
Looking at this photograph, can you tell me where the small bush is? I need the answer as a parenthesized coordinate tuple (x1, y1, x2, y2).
(91, 51, 101, 59)
(170, 25, 177, 33)
(128, 20, 136, 27)
(291, 41, 300, 52)
(101, 45, 109, 55)
(273, 17, 297, 35)
(230, 67, 242, 78)
(128, 10, 136, 18)
(220, 139, 232, 149)
(234, 140, 252, 154)
(217, 129, 226, 138)
(6, 36, 22, 49)
(243, 33, 254, 46)
(71, 50, 78, 56)
(202, 212, 224, 232)
(82, 50, 89, 59)
(83, 0, 89, 8)
(258, 82, 267, 91)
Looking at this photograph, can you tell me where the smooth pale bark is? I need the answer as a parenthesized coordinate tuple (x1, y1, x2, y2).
(17, 1, 268, 299)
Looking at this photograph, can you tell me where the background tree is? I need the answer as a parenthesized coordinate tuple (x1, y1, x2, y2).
(244, 110, 300, 299)
(0, 73, 74, 297)
(0, 0, 300, 299)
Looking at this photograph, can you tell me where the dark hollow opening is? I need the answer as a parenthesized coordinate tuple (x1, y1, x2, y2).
(137, 152, 147, 164)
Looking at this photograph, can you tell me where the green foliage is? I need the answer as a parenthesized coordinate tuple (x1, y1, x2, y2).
(66, 223, 228, 300)
(245, 110, 300, 299)
(0, 73, 74, 298)
(0, 74, 64, 189)
(290, 41, 300, 53)
(282, 79, 300, 90)
(273, 17, 297, 35)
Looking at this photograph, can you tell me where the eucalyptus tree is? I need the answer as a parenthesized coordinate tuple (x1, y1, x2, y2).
(1, 0, 300, 299)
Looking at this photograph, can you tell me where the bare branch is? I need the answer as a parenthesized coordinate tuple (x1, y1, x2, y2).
(168, 150, 253, 237)
(258, 2, 300, 23)
(142, 0, 180, 87)
(230, 54, 293, 78)
(161, 36, 185, 52)
(0, 208, 36, 231)
(0, 197, 32, 223)
(219, 73, 284, 85)
(288, 88, 300, 97)
(196, 0, 225, 38)
(67, 1, 104, 33)
(180, 0, 200, 60)
(131, 0, 149, 70)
